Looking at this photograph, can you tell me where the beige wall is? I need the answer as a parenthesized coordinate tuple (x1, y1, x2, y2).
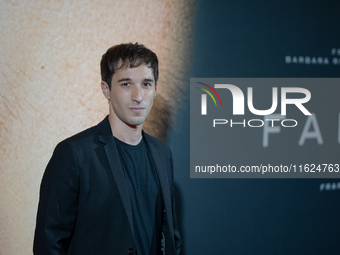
(0, 1, 194, 254)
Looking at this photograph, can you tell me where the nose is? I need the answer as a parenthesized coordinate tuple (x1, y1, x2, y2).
(131, 85, 143, 103)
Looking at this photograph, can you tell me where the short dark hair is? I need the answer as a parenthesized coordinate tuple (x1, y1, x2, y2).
(100, 43, 159, 89)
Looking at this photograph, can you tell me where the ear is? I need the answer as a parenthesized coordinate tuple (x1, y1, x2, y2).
(154, 83, 157, 94)
(101, 81, 111, 100)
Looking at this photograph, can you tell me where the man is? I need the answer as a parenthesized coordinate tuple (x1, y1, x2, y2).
(33, 43, 181, 255)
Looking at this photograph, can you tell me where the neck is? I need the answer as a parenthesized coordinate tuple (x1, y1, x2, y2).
(108, 109, 143, 146)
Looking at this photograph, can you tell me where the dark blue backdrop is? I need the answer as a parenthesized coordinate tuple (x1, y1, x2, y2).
(169, 1, 340, 254)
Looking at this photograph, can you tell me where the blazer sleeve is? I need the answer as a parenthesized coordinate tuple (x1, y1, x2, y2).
(170, 149, 182, 255)
(33, 141, 79, 255)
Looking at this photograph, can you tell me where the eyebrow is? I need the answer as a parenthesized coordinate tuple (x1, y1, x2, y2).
(143, 78, 155, 83)
(117, 78, 155, 83)
(117, 78, 131, 82)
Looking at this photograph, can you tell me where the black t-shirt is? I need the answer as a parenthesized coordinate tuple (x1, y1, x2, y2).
(115, 137, 162, 255)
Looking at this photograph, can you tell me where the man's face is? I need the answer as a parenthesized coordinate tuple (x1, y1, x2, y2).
(102, 64, 157, 128)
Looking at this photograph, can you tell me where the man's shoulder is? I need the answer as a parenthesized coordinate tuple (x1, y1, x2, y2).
(143, 132, 168, 147)
(57, 117, 109, 149)
(143, 132, 171, 157)
(64, 125, 97, 144)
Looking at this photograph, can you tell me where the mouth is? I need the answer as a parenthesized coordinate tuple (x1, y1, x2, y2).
(129, 107, 145, 114)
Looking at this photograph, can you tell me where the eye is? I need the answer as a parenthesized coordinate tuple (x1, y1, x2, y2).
(121, 82, 130, 87)
(143, 82, 152, 87)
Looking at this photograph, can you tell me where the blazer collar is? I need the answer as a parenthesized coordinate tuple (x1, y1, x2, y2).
(97, 116, 113, 144)
(143, 132, 174, 242)
(96, 116, 173, 242)
(97, 116, 135, 238)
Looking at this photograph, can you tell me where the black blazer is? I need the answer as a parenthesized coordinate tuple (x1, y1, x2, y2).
(33, 116, 181, 255)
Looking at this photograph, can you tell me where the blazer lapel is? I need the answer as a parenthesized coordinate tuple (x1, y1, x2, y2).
(97, 117, 135, 239)
(144, 134, 175, 241)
